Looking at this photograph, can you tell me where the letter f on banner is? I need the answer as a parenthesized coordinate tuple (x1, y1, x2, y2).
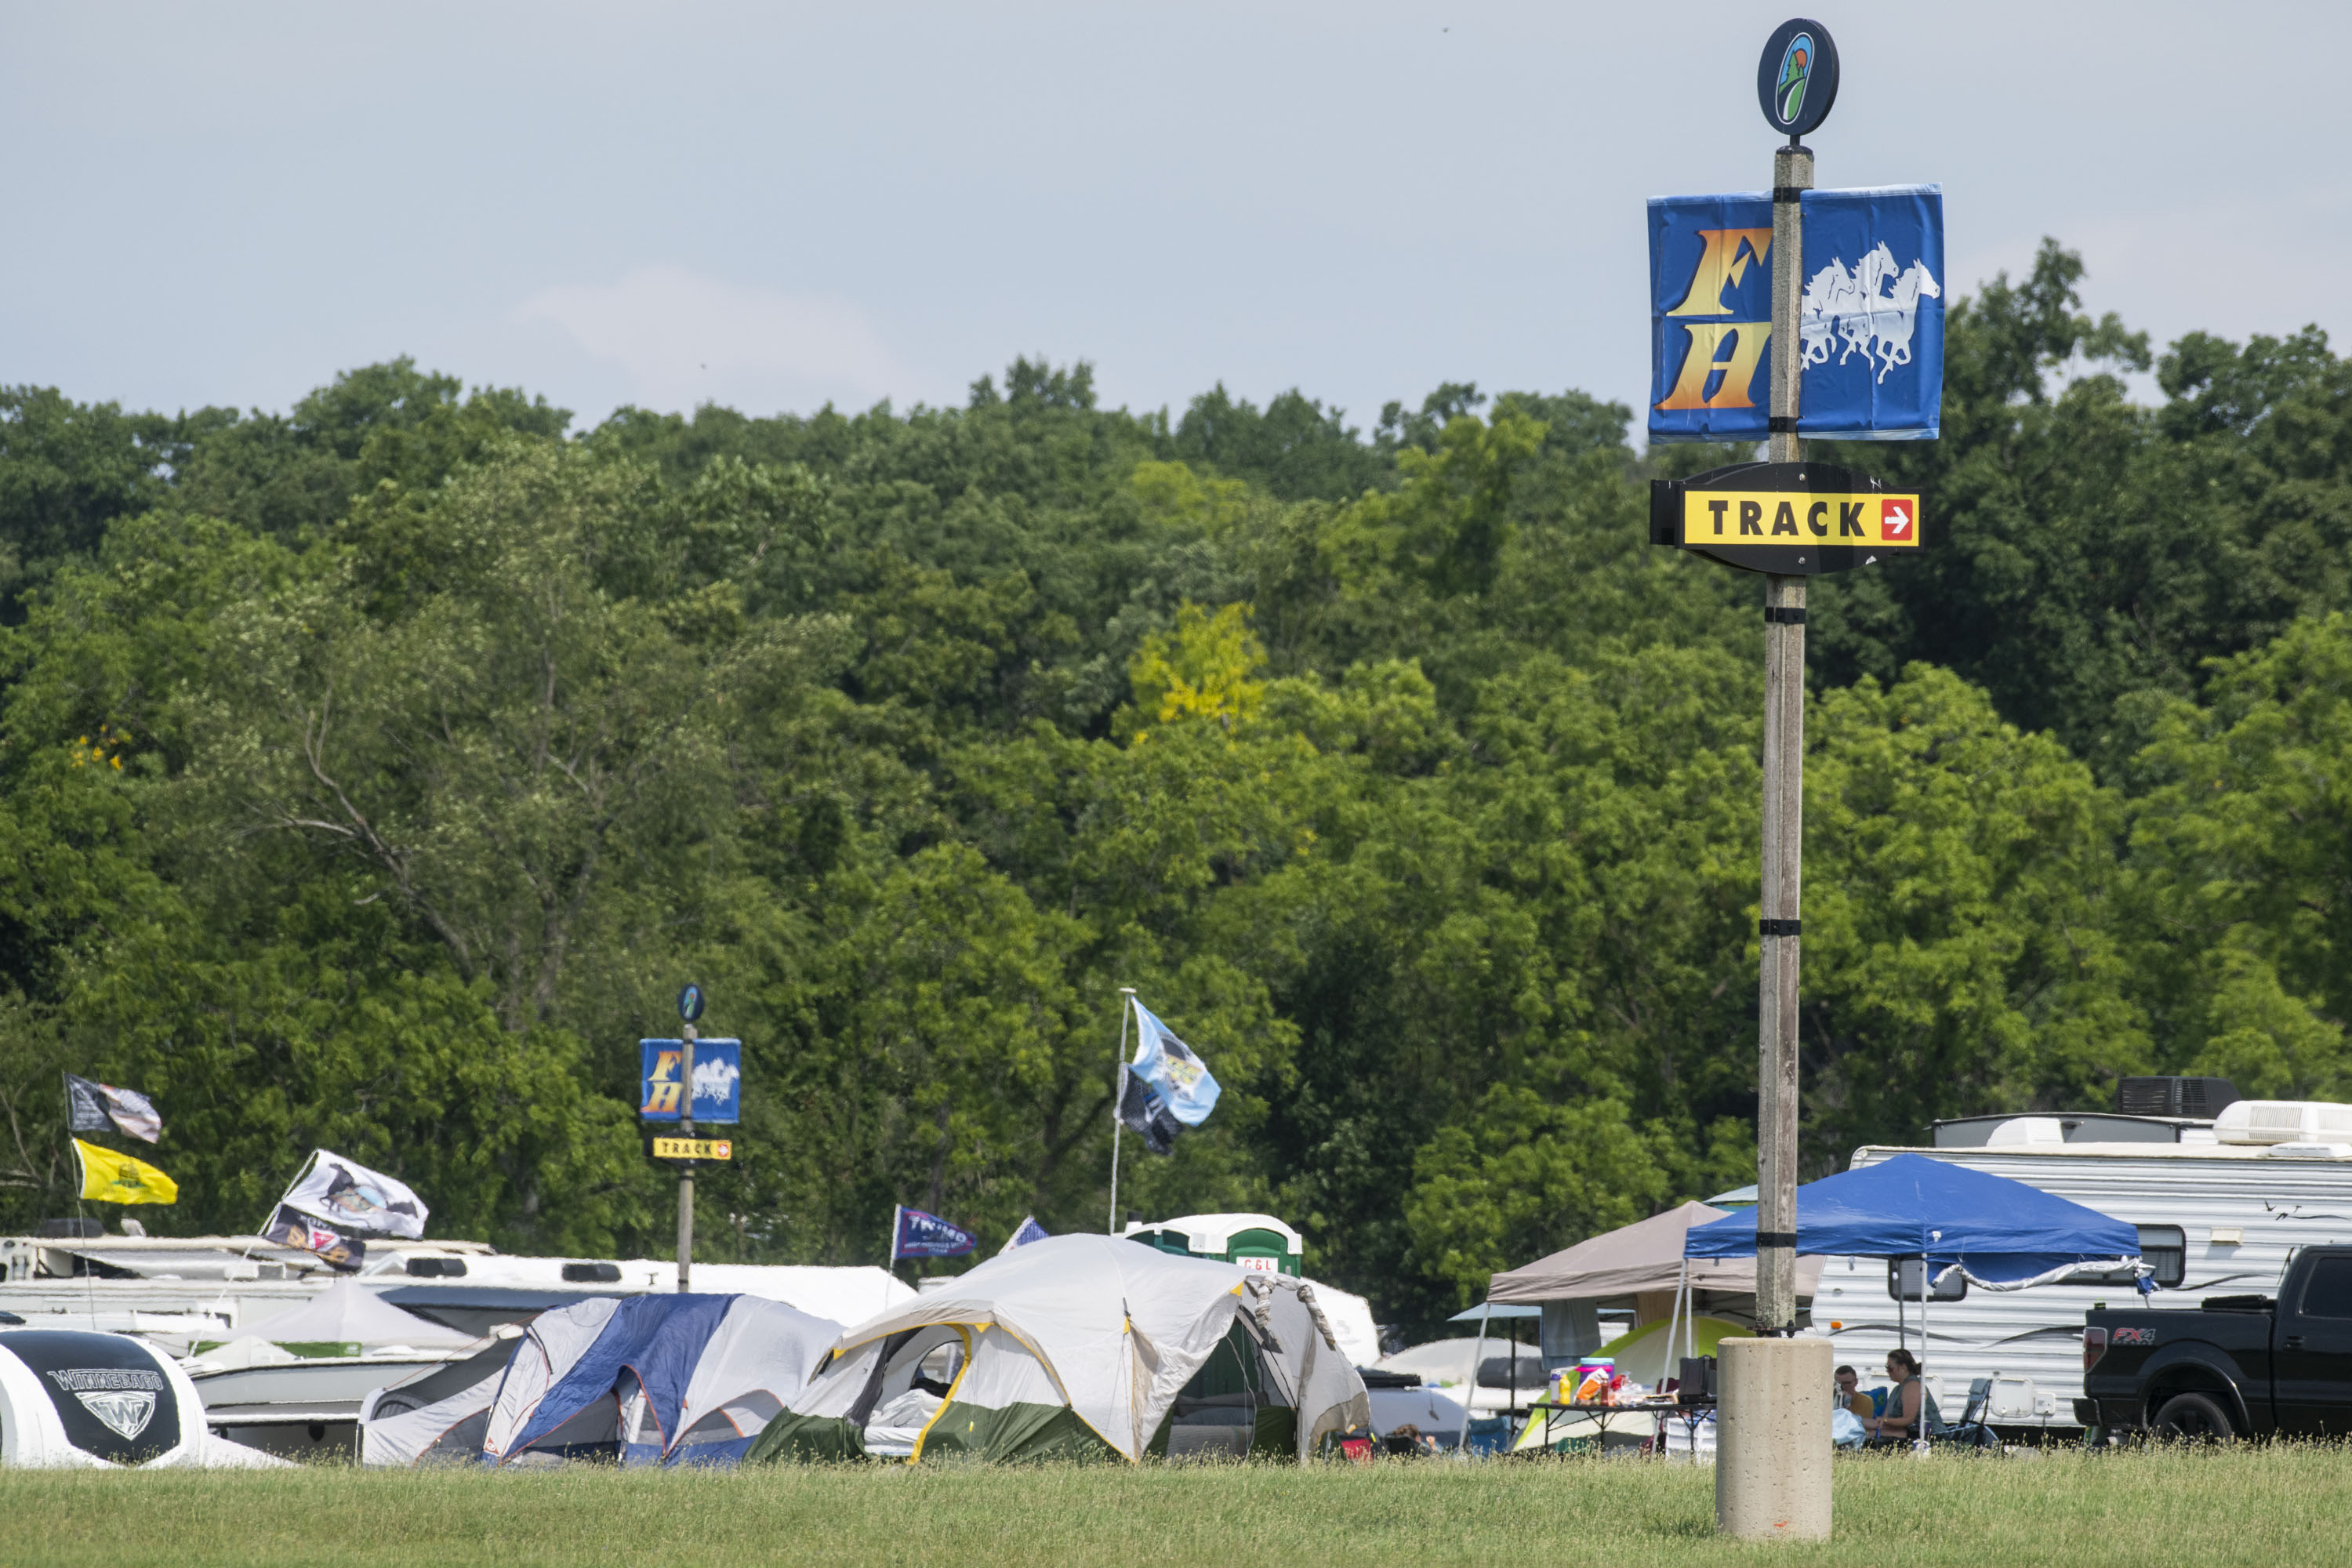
(1667, 229, 1773, 315)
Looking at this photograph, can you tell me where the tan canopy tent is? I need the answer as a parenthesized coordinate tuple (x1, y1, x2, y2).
(1487, 1202, 1824, 1305)
(1469, 1203, 1828, 1450)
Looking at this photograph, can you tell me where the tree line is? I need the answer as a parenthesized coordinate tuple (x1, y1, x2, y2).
(4, 241, 2350, 1333)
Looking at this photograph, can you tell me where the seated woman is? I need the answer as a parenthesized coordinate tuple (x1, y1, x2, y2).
(1863, 1349, 1940, 1443)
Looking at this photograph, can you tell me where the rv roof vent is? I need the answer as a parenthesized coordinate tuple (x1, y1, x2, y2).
(2117, 1076, 2240, 1118)
(561, 1261, 622, 1283)
(1985, 1116, 2067, 1146)
(2215, 1100, 2352, 1145)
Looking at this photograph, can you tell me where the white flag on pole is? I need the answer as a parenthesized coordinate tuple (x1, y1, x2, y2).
(279, 1149, 429, 1239)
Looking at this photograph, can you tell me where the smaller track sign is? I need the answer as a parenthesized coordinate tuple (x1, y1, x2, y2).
(652, 1138, 732, 1161)
(1650, 462, 1922, 575)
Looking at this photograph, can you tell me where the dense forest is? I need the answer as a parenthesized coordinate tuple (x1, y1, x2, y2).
(5, 240, 2352, 1334)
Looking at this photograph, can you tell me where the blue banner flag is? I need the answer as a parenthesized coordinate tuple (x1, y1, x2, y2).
(1131, 1000, 1218, 1125)
(893, 1204, 978, 1260)
(999, 1215, 1050, 1255)
(1648, 185, 1943, 444)
(639, 1039, 742, 1123)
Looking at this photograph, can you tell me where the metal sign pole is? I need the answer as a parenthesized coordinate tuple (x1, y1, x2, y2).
(1105, 986, 1135, 1234)
(1755, 138, 1813, 1338)
(678, 1020, 696, 1293)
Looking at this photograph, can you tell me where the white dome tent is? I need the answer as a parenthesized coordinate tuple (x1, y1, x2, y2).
(752, 1234, 1369, 1465)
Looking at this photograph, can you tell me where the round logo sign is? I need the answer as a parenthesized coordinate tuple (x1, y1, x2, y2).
(1756, 19, 1838, 139)
(677, 983, 705, 1023)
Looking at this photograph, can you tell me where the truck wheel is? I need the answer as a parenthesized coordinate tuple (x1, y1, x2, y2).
(2151, 1392, 2235, 1443)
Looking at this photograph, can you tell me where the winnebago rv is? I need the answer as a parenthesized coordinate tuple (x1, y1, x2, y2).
(1817, 1077, 2352, 1439)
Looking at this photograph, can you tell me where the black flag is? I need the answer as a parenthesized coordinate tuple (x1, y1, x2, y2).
(264, 1206, 367, 1271)
(1116, 1065, 1183, 1156)
(65, 1075, 162, 1143)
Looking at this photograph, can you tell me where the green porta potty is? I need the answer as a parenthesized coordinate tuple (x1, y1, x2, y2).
(1125, 1211, 1304, 1277)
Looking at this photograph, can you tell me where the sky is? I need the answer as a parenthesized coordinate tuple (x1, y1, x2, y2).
(5, 2, 2349, 439)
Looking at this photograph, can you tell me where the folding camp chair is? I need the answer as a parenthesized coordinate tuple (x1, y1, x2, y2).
(1929, 1377, 2000, 1453)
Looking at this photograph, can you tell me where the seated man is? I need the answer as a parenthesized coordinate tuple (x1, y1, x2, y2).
(1834, 1363, 1875, 1423)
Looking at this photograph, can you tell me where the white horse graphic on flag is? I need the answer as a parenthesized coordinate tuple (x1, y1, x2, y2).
(1801, 242, 1940, 384)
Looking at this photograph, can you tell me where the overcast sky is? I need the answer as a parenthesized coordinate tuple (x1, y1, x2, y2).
(5, 3, 2347, 439)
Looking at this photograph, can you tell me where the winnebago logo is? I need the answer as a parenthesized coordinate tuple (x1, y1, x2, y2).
(47, 1367, 164, 1440)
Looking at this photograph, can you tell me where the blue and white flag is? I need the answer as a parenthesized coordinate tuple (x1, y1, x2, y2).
(1648, 184, 1944, 443)
(999, 1215, 1051, 1255)
(1117, 999, 1221, 1157)
(892, 1204, 977, 1260)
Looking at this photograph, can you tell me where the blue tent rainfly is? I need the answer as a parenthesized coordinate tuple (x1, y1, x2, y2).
(1682, 1153, 2144, 1291)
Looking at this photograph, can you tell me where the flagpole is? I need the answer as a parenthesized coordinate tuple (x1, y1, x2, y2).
(1106, 987, 1136, 1235)
(889, 1203, 901, 1280)
(242, 1150, 317, 1265)
(63, 1076, 101, 1327)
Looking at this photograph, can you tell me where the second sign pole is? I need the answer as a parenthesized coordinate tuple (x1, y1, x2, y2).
(678, 1019, 695, 1293)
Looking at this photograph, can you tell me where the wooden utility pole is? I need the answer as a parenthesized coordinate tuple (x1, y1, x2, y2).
(1755, 140, 1812, 1336)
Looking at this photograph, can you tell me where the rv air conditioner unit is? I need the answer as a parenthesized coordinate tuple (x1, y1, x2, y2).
(2213, 1100, 2352, 1145)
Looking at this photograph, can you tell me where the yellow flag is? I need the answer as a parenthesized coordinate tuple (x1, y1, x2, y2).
(74, 1139, 178, 1205)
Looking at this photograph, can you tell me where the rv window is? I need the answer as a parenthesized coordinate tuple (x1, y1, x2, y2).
(2136, 1226, 2186, 1289)
(1886, 1259, 1966, 1301)
(2086, 1225, 2187, 1288)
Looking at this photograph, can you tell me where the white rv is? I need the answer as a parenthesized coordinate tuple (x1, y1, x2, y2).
(1816, 1082, 2352, 1437)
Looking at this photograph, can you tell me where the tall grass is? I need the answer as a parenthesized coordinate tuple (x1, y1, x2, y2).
(2, 1447, 2340, 1567)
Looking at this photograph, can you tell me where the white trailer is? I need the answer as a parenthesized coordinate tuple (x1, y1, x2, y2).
(1815, 1100, 2352, 1436)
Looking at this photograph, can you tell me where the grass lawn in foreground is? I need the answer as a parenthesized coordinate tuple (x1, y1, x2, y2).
(2, 1448, 2344, 1567)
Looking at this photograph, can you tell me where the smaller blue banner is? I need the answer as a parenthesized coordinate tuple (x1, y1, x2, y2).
(639, 1039, 742, 1124)
(894, 1204, 978, 1259)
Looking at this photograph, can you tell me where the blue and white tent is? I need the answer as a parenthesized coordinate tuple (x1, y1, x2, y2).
(477, 1294, 840, 1467)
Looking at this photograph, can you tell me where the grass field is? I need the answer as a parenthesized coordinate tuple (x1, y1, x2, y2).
(4, 1449, 2344, 1567)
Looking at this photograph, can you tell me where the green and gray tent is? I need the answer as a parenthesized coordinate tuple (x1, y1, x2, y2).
(749, 1233, 1369, 1465)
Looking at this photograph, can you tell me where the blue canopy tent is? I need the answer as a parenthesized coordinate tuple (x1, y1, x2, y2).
(1684, 1154, 2142, 1287)
(1683, 1154, 2144, 1406)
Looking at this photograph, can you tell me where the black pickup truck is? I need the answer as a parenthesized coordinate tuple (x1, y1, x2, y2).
(2081, 1245, 2352, 1439)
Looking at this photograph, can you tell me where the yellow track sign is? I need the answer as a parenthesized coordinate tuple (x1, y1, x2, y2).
(1650, 461, 1921, 575)
(652, 1138, 732, 1161)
